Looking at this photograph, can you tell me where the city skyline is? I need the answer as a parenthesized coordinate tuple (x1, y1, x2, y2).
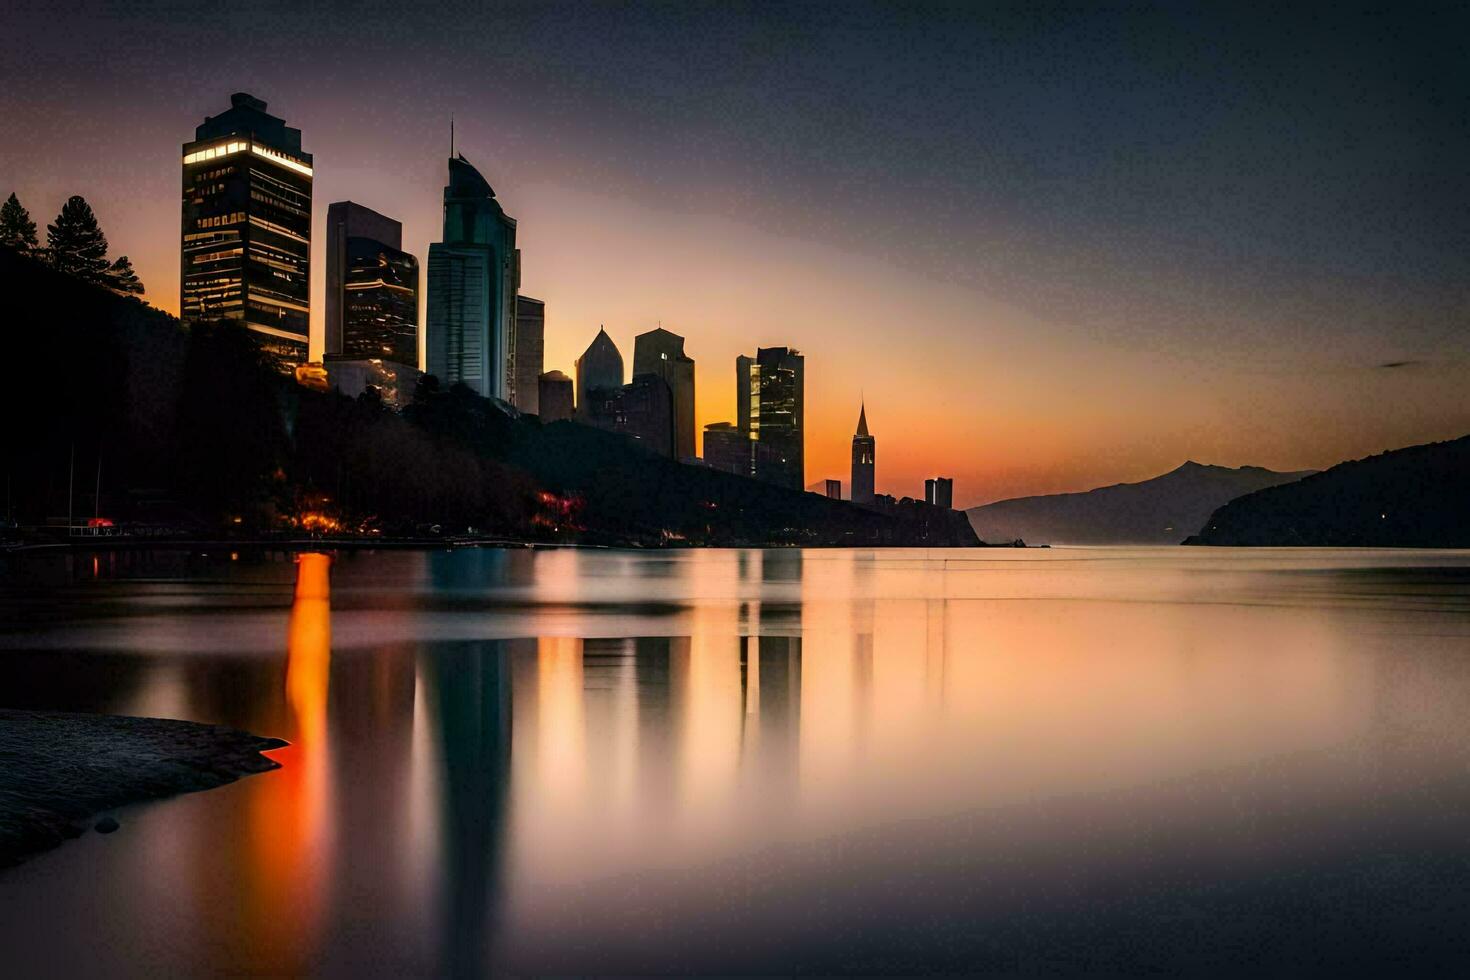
(5, 3, 1466, 505)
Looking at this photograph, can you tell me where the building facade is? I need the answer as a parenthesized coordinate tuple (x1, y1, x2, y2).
(326, 358, 421, 411)
(925, 477, 954, 509)
(575, 327, 624, 415)
(537, 370, 574, 422)
(703, 422, 749, 476)
(582, 373, 674, 455)
(325, 201, 417, 367)
(511, 294, 545, 414)
(181, 92, 313, 371)
(633, 327, 696, 460)
(737, 347, 804, 490)
(851, 403, 876, 505)
(426, 155, 518, 400)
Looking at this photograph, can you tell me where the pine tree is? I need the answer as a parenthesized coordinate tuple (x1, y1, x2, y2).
(105, 255, 145, 295)
(47, 195, 110, 282)
(0, 193, 39, 251)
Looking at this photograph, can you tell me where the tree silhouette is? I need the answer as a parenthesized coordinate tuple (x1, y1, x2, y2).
(0, 193, 39, 252)
(105, 255, 144, 295)
(47, 195, 110, 282)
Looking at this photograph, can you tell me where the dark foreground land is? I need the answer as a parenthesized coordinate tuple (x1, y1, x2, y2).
(0, 710, 284, 867)
(1187, 434, 1470, 547)
(1, 246, 978, 549)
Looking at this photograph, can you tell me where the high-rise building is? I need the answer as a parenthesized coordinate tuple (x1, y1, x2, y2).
(426, 155, 519, 400)
(633, 327, 696, 460)
(825, 479, 842, 499)
(703, 422, 749, 476)
(851, 403, 876, 505)
(575, 327, 623, 415)
(511, 295, 545, 414)
(581, 374, 674, 455)
(181, 93, 313, 372)
(537, 370, 574, 422)
(325, 201, 418, 366)
(924, 477, 954, 509)
(736, 347, 804, 490)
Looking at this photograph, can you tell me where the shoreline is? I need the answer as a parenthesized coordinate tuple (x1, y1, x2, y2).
(1, 536, 1031, 555)
(0, 710, 285, 868)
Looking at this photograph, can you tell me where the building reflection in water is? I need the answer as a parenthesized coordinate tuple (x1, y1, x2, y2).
(6, 547, 1467, 975)
(419, 639, 511, 975)
(424, 552, 514, 974)
(235, 552, 335, 968)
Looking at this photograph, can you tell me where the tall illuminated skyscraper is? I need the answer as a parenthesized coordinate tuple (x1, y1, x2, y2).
(325, 201, 418, 366)
(851, 403, 875, 504)
(737, 347, 804, 490)
(426, 155, 519, 400)
(180, 93, 313, 372)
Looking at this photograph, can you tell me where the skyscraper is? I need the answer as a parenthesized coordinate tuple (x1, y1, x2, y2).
(325, 201, 418, 366)
(181, 93, 312, 372)
(511, 295, 545, 414)
(737, 347, 804, 490)
(426, 155, 519, 400)
(633, 327, 696, 460)
(851, 403, 876, 505)
(537, 370, 574, 422)
(825, 479, 842, 499)
(575, 327, 623, 415)
(925, 477, 954, 509)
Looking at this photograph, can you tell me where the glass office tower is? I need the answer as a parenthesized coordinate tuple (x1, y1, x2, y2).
(426, 155, 518, 400)
(181, 92, 312, 371)
(325, 201, 418, 367)
(736, 347, 805, 490)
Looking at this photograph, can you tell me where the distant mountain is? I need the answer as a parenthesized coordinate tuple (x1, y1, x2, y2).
(966, 462, 1316, 545)
(1186, 436, 1470, 547)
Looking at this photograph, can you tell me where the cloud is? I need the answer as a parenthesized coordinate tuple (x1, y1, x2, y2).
(1376, 360, 1423, 369)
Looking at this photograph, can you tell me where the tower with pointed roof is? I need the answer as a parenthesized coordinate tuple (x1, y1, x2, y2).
(575, 326, 624, 416)
(425, 153, 519, 399)
(851, 402, 876, 504)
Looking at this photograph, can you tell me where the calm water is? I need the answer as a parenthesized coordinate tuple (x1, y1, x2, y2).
(3, 546, 1470, 974)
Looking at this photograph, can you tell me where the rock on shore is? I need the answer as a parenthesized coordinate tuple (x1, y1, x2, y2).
(0, 710, 285, 866)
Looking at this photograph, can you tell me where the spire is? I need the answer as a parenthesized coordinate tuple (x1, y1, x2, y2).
(856, 402, 869, 437)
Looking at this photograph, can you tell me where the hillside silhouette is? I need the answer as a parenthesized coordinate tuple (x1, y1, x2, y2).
(967, 461, 1315, 545)
(1186, 436, 1470, 547)
(1, 246, 977, 547)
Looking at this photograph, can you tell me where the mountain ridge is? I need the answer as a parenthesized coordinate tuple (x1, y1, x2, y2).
(1185, 435, 1470, 547)
(967, 461, 1317, 545)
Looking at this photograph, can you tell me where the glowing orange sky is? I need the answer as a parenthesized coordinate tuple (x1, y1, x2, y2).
(8, 166, 1466, 507)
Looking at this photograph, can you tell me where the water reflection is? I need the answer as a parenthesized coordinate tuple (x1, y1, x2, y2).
(2, 547, 1470, 973)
